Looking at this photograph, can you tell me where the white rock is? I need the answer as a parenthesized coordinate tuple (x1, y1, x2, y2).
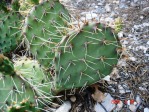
(127, 100, 131, 105)
(118, 85, 125, 94)
(55, 101, 71, 112)
(102, 93, 115, 111)
(70, 96, 76, 102)
(98, 3, 103, 6)
(142, 7, 149, 14)
(94, 93, 115, 112)
(147, 41, 149, 45)
(95, 6, 98, 9)
(128, 34, 133, 38)
(105, 4, 111, 12)
(140, 15, 144, 19)
(123, 40, 129, 44)
(143, 23, 149, 27)
(129, 104, 137, 112)
(86, 13, 98, 20)
(129, 95, 142, 112)
(117, 59, 127, 67)
(144, 108, 149, 112)
(139, 87, 146, 91)
(94, 103, 108, 112)
(128, 46, 132, 49)
(103, 75, 111, 81)
(139, 46, 148, 53)
(136, 95, 142, 105)
(129, 57, 136, 61)
(118, 32, 124, 38)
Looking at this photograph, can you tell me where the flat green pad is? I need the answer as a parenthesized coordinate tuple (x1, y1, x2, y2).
(23, 0, 70, 68)
(0, 12, 23, 54)
(55, 22, 120, 91)
(0, 74, 35, 111)
(14, 57, 52, 103)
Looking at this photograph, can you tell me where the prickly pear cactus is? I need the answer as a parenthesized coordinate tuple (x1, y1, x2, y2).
(0, 56, 53, 111)
(14, 57, 52, 99)
(54, 22, 120, 91)
(0, 74, 35, 111)
(0, 0, 122, 110)
(0, 12, 23, 54)
(0, 54, 15, 75)
(23, 0, 70, 68)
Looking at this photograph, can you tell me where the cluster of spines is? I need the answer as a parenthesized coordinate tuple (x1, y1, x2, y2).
(19, 0, 40, 16)
(7, 99, 40, 112)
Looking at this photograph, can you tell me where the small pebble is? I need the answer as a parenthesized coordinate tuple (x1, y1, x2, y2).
(118, 32, 124, 38)
(86, 13, 97, 20)
(70, 96, 76, 102)
(129, 57, 136, 61)
(55, 101, 71, 112)
(105, 4, 111, 13)
(144, 108, 149, 112)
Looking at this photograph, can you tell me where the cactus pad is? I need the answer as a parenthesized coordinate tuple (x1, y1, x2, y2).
(0, 12, 23, 54)
(0, 56, 53, 111)
(23, 0, 70, 68)
(14, 57, 53, 103)
(54, 22, 120, 91)
(0, 74, 35, 111)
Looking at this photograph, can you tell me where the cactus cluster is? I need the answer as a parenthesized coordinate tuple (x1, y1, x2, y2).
(0, 0, 121, 111)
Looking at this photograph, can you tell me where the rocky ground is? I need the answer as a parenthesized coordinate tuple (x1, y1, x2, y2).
(54, 0, 149, 112)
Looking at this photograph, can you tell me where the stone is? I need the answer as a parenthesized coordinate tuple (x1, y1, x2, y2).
(144, 108, 149, 112)
(94, 94, 115, 112)
(86, 13, 98, 19)
(105, 4, 111, 13)
(55, 101, 71, 112)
